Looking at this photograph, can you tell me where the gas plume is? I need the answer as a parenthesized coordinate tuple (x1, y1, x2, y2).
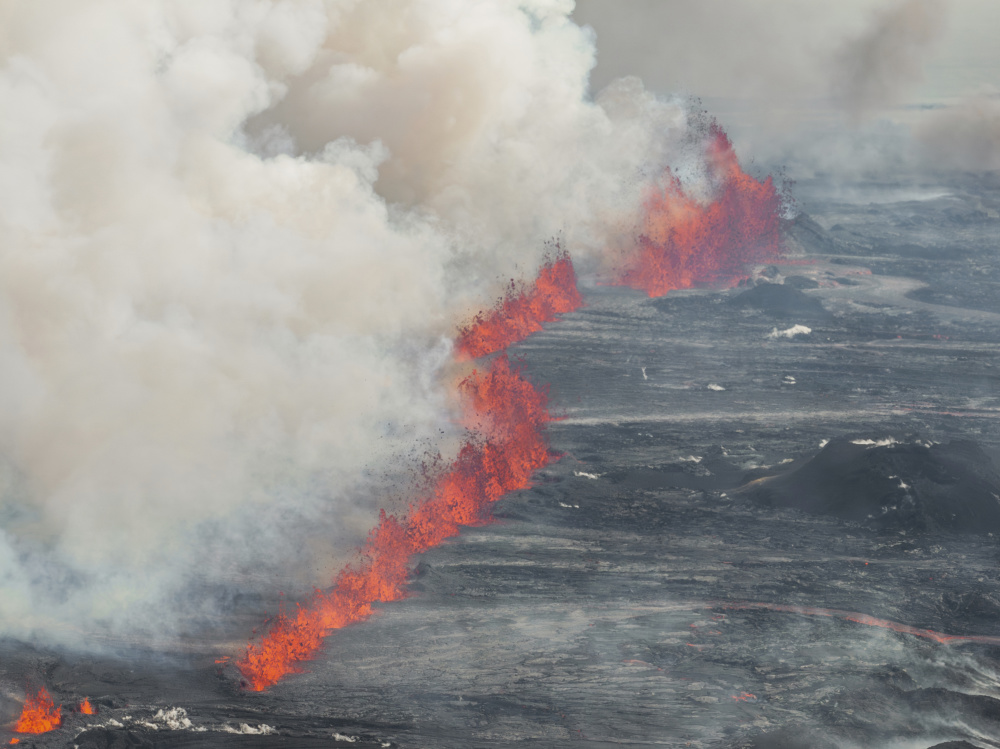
(833, 0, 947, 121)
(0, 0, 714, 647)
(916, 89, 1000, 171)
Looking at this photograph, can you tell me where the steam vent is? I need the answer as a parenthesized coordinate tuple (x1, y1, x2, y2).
(3, 2, 1000, 748)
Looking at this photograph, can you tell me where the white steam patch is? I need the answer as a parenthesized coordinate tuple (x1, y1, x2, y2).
(223, 723, 276, 735)
(0, 0, 704, 647)
(851, 437, 901, 447)
(768, 324, 813, 339)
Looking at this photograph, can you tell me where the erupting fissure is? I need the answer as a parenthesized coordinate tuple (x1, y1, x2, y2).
(11, 687, 61, 736)
(614, 123, 783, 297)
(235, 125, 785, 691)
(455, 252, 583, 360)
(236, 259, 583, 691)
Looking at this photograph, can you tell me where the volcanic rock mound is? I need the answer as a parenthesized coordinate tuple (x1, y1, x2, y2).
(741, 437, 1000, 533)
(727, 282, 830, 320)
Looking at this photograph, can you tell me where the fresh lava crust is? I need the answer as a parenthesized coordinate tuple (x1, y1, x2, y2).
(12, 687, 61, 736)
(614, 123, 783, 297)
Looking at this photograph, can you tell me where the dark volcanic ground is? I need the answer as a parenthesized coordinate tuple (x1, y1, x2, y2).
(4, 173, 1000, 748)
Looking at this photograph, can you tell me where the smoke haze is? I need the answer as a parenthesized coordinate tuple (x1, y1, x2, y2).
(574, 0, 999, 177)
(0, 0, 717, 648)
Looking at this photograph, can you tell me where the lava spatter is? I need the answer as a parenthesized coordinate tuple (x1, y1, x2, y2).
(455, 252, 583, 360)
(236, 254, 572, 691)
(12, 687, 61, 735)
(615, 123, 783, 297)
(237, 354, 554, 691)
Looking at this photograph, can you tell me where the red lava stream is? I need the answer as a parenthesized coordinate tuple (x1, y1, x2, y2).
(721, 602, 1000, 646)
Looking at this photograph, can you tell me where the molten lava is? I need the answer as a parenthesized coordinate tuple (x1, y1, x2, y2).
(615, 123, 783, 297)
(455, 252, 583, 360)
(237, 355, 553, 691)
(79, 698, 95, 715)
(725, 602, 1000, 646)
(13, 687, 61, 735)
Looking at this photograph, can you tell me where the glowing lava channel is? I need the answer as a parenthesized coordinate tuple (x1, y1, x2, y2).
(236, 259, 583, 691)
(12, 687, 61, 736)
(724, 602, 1000, 646)
(614, 123, 783, 297)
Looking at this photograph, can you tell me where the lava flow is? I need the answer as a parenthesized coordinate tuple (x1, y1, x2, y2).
(12, 687, 61, 736)
(78, 698, 95, 715)
(455, 252, 583, 360)
(615, 123, 783, 297)
(724, 602, 1000, 646)
(237, 255, 578, 690)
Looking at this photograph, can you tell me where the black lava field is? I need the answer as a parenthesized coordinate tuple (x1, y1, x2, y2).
(5, 173, 1000, 749)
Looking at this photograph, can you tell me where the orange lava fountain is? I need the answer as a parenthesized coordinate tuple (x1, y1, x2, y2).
(237, 355, 553, 690)
(455, 252, 583, 360)
(12, 687, 61, 735)
(615, 123, 783, 297)
(236, 254, 579, 691)
(78, 698, 96, 715)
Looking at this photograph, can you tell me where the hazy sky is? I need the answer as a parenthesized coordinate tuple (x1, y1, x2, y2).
(573, 0, 999, 104)
(573, 0, 1000, 175)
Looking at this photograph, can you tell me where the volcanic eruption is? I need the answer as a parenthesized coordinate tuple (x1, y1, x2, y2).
(9, 2, 998, 748)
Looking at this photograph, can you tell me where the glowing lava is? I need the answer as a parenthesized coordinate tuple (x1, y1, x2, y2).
(237, 355, 553, 690)
(614, 123, 783, 297)
(12, 687, 61, 735)
(236, 253, 577, 691)
(455, 252, 583, 360)
(724, 602, 1000, 646)
(78, 699, 95, 715)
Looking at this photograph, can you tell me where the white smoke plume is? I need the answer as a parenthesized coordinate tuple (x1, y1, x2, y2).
(0, 0, 694, 647)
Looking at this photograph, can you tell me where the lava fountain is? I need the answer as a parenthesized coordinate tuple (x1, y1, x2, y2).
(455, 252, 583, 360)
(236, 257, 580, 691)
(614, 122, 784, 297)
(11, 687, 61, 737)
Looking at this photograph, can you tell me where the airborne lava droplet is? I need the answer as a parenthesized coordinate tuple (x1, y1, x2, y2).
(615, 123, 783, 297)
(13, 687, 61, 735)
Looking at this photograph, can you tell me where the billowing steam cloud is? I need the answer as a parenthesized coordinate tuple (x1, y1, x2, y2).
(0, 0, 704, 647)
